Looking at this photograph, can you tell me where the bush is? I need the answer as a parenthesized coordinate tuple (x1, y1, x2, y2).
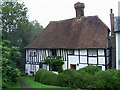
(91, 70, 120, 88)
(57, 69, 77, 87)
(45, 56, 64, 73)
(35, 68, 120, 89)
(35, 68, 57, 85)
(77, 65, 101, 75)
(75, 71, 93, 89)
(35, 68, 46, 82)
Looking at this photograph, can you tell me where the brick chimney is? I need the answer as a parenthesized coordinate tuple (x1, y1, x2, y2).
(74, 2, 85, 19)
(110, 9, 114, 36)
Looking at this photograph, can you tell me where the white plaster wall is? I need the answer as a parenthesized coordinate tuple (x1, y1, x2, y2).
(63, 61, 67, 70)
(79, 64, 88, 69)
(80, 56, 87, 63)
(67, 49, 106, 70)
(26, 49, 106, 74)
(25, 64, 39, 75)
(98, 57, 105, 64)
(68, 55, 79, 69)
(102, 66, 105, 71)
(116, 33, 120, 70)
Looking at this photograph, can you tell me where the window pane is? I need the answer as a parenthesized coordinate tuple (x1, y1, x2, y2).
(88, 50, 97, 56)
(98, 49, 104, 56)
(80, 50, 87, 55)
(80, 56, 87, 63)
(98, 57, 105, 64)
(69, 50, 74, 55)
(88, 57, 97, 64)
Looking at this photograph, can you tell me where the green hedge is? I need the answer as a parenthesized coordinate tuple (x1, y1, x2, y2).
(35, 68, 57, 85)
(56, 69, 77, 87)
(90, 69, 120, 88)
(35, 66, 120, 89)
(77, 65, 101, 75)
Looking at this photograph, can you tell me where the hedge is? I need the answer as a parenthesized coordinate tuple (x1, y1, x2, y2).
(56, 69, 77, 87)
(35, 68, 57, 85)
(35, 66, 120, 89)
(90, 69, 120, 88)
(77, 65, 101, 75)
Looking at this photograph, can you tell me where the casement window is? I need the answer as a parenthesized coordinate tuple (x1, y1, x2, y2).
(80, 50, 87, 63)
(69, 50, 74, 55)
(50, 49, 57, 56)
(88, 50, 97, 56)
(29, 50, 36, 57)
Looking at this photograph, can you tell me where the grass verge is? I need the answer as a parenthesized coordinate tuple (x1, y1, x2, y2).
(17, 76, 66, 88)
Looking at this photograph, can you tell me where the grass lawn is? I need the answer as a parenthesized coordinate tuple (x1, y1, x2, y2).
(17, 76, 69, 89)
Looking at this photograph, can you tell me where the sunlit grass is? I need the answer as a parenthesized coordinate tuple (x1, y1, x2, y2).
(18, 76, 65, 88)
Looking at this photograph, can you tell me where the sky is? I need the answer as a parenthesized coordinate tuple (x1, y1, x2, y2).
(21, 0, 119, 28)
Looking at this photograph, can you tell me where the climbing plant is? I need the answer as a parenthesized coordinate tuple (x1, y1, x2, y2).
(45, 56, 64, 73)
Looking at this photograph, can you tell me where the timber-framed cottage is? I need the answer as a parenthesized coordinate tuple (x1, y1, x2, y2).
(25, 2, 111, 75)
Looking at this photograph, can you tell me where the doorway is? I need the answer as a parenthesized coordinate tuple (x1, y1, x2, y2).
(70, 64, 76, 70)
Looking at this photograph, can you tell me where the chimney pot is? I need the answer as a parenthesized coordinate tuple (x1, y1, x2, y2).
(110, 9, 114, 36)
(110, 9, 113, 14)
(74, 2, 85, 18)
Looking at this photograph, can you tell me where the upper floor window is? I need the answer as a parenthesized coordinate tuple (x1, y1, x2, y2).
(88, 49, 97, 56)
(50, 49, 57, 56)
(29, 50, 36, 57)
(69, 50, 74, 55)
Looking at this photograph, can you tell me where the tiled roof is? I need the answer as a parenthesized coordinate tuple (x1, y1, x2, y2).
(25, 16, 109, 49)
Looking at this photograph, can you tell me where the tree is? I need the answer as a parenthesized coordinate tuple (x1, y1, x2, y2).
(1, 1, 28, 44)
(1, 1, 43, 72)
(29, 20, 43, 39)
(45, 56, 64, 73)
(1, 40, 21, 88)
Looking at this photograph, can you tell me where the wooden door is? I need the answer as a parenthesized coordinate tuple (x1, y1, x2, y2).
(70, 64, 76, 70)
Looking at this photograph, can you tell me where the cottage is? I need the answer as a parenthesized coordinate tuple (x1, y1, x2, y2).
(25, 2, 111, 75)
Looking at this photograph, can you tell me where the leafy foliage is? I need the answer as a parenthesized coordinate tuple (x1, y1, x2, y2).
(91, 69, 120, 88)
(35, 66, 120, 89)
(1, 40, 21, 88)
(1, 1, 28, 40)
(77, 65, 101, 75)
(45, 56, 64, 73)
(57, 69, 78, 87)
(1, 1, 43, 71)
(35, 69, 57, 85)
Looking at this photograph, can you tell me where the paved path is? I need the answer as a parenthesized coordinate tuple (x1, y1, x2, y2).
(19, 81, 32, 90)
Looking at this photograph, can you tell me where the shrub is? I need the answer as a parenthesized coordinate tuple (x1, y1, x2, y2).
(35, 68, 57, 85)
(45, 56, 64, 73)
(57, 69, 78, 88)
(77, 65, 101, 75)
(91, 69, 120, 88)
(74, 71, 93, 89)
(35, 68, 120, 89)
(35, 68, 46, 82)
